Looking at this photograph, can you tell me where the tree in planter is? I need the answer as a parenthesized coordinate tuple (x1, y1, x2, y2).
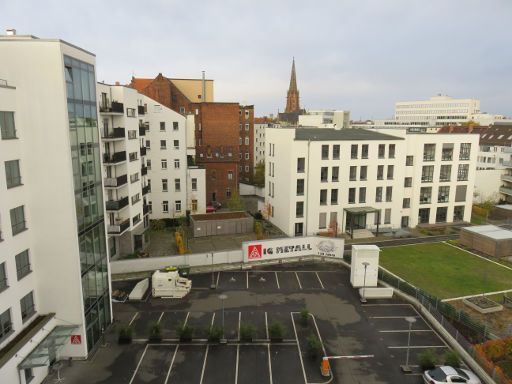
(299, 308, 310, 327)
(227, 191, 244, 211)
(118, 325, 133, 344)
(306, 334, 322, 360)
(177, 323, 194, 342)
(148, 322, 162, 342)
(239, 323, 256, 342)
(151, 219, 165, 231)
(268, 321, 286, 342)
(443, 349, 460, 368)
(208, 325, 223, 343)
(418, 349, 437, 370)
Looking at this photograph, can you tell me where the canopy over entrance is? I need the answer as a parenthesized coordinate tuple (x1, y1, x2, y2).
(343, 207, 380, 239)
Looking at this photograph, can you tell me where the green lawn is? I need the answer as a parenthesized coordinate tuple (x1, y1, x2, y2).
(380, 242, 512, 299)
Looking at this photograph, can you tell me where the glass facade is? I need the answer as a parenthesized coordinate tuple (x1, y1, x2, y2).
(64, 55, 110, 352)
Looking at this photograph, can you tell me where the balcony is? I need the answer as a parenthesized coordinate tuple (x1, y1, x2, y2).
(107, 219, 130, 235)
(103, 151, 127, 165)
(500, 186, 512, 196)
(504, 161, 512, 167)
(142, 185, 150, 195)
(99, 101, 124, 114)
(105, 196, 129, 211)
(140, 146, 147, 156)
(138, 105, 145, 115)
(139, 126, 145, 136)
(104, 174, 127, 188)
(143, 204, 150, 215)
(503, 147, 512, 154)
(101, 128, 125, 141)
(141, 166, 148, 176)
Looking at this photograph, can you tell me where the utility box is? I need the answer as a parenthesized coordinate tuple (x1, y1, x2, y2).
(350, 245, 379, 288)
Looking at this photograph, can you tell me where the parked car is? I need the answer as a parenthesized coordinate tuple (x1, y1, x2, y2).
(211, 201, 222, 209)
(206, 205, 216, 213)
(423, 366, 481, 384)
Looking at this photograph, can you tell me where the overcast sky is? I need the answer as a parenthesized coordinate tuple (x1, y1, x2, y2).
(2, 0, 511, 119)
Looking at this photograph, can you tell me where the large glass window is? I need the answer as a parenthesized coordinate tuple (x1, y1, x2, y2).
(10, 205, 26, 235)
(420, 187, 432, 204)
(436, 207, 448, 223)
(423, 144, 436, 161)
(457, 164, 469, 181)
(455, 185, 467, 202)
(331, 166, 339, 182)
(348, 188, 356, 204)
(0, 263, 7, 291)
(359, 187, 366, 203)
(331, 189, 338, 205)
(20, 291, 35, 322)
(15, 250, 31, 280)
(319, 213, 327, 229)
(351, 144, 358, 159)
(442, 144, 453, 161)
(377, 165, 384, 180)
(333, 145, 340, 160)
(297, 158, 305, 173)
(296, 179, 304, 196)
(440, 165, 451, 181)
(0, 111, 16, 139)
(321, 145, 329, 160)
(387, 165, 394, 180)
(459, 143, 471, 160)
(421, 165, 434, 182)
(320, 190, 327, 205)
(349, 166, 357, 181)
(321, 167, 328, 182)
(361, 144, 369, 159)
(438, 186, 450, 203)
(386, 186, 393, 202)
(5, 160, 22, 188)
(360, 166, 367, 181)
(296, 202, 304, 218)
(418, 208, 430, 224)
(0, 309, 12, 342)
(454, 206, 465, 221)
(378, 144, 385, 159)
(375, 187, 382, 202)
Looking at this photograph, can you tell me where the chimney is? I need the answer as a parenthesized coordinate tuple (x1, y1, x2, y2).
(201, 71, 206, 102)
(6, 28, 16, 36)
(115, 81, 120, 86)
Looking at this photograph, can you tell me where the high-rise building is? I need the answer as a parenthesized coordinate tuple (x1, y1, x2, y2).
(0, 32, 111, 384)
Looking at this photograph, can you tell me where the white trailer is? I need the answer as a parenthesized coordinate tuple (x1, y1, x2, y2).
(151, 270, 192, 298)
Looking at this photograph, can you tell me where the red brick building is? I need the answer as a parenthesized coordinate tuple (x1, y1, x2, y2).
(239, 105, 254, 183)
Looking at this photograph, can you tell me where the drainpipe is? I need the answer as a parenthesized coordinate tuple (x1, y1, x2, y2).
(304, 139, 311, 236)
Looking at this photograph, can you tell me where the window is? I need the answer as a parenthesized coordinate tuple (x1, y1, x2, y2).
(20, 291, 35, 322)
(419, 208, 430, 224)
(320, 167, 328, 182)
(244, 137, 249, 145)
(175, 178, 181, 192)
(387, 165, 394, 180)
(460, 143, 471, 160)
(130, 173, 139, 183)
(385, 186, 392, 202)
(16, 250, 31, 280)
(361, 144, 369, 159)
(192, 178, 197, 191)
(296, 179, 304, 196)
(161, 159, 167, 169)
(239, 137, 242, 145)
(406, 156, 413, 166)
(438, 186, 450, 203)
(174, 159, 180, 169)
(457, 164, 469, 181)
(173, 140, 179, 149)
(320, 189, 327, 205)
(404, 177, 412, 187)
(180, 107, 185, 114)
(374, 210, 381, 225)
(160, 140, 166, 149)
(0, 309, 12, 342)
(440, 164, 451, 181)
(319, 213, 327, 229)
(228, 171, 234, 180)
(10, 205, 26, 235)
(378, 144, 385, 159)
(128, 130, 137, 139)
(24, 368, 34, 384)
(349, 166, 357, 181)
(0, 263, 7, 292)
(297, 158, 305, 173)
(442, 143, 453, 161)
(162, 201, 169, 213)
(295, 223, 303, 236)
(348, 188, 356, 204)
(175, 201, 182, 212)
(173, 121, 179, 131)
(191, 199, 198, 212)
(160, 122, 166, 131)
(126, 108, 136, 117)
(129, 152, 138, 162)
(375, 187, 382, 202)
(421, 165, 434, 182)
(296, 202, 304, 218)
(162, 179, 168, 192)
(5, 160, 22, 188)
(377, 165, 384, 180)
(333, 145, 340, 159)
(351, 144, 358, 159)
(384, 208, 391, 224)
(146, 140, 150, 149)
(0, 111, 16, 139)
(359, 187, 366, 203)
(244, 153, 249, 160)
(332, 166, 339, 182)
(423, 144, 436, 161)
(436, 207, 448, 223)
(403, 198, 410, 208)
(245, 123, 249, 131)
(454, 206, 465, 221)
(148, 201, 152, 213)
(388, 144, 395, 159)
(420, 187, 432, 204)
(331, 189, 338, 204)
(360, 166, 367, 181)
(455, 185, 467, 202)
(321, 145, 329, 160)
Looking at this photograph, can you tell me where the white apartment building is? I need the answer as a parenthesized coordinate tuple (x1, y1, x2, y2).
(0, 33, 111, 384)
(299, 110, 350, 129)
(265, 127, 477, 237)
(254, 121, 280, 166)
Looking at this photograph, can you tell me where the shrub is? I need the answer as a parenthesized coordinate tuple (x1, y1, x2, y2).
(418, 349, 437, 370)
(443, 350, 460, 368)
(118, 326, 133, 344)
(151, 219, 165, 231)
(254, 212, 263, 220)
(177, 323, 194, 341)
(148, 322, 162, 342)
(299, 308, 309, 327)
(208, 325, 223, 342)
(239, 323, 256, 341)
(306, 334, 322, 360)
(268, 321, 285, 341)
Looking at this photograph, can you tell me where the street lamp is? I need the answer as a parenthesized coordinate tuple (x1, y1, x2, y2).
(219, 294, 228, 344)
(360, 261, 370, 303)
(401, 316, 417, 373)
(210, 252, 216, 289)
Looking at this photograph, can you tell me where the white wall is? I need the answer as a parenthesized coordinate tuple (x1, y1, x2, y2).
(474, 169, 503, 203)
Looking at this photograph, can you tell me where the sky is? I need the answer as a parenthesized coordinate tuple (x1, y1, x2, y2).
(2, 0, 512, 119)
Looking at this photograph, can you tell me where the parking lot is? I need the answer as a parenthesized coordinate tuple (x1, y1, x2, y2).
(49, 263, 458, 384)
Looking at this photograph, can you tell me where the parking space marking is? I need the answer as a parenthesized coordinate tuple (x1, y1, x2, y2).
(369, 316, 421, 319)
(235, 345, 240, 384)
(246, 271, 249, 289)
(408, 305, 449, 347)
(388, 345, 447, 349)
(164, 345, 179, 384)
(379, 329, 432, 333)
(184, 311, 190, 326)
(128, 312, 138, 326)
(128, 344, 149, 384)
(294, 272, 303, 289)
(216, 271, 220, 288)
(275, 272, 280, 289)
(290, 312, 308, 384)
(238, 311, 241, 340)
(210, 312, 215, 327)
(315, 272, 325, 289)
(267, 344, 273, 384)
(265, 312, 269, 339)
(199, 345, 209, 384)
(157, 312, 164, 324)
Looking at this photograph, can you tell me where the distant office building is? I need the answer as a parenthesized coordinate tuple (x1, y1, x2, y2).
(254, 117, 279, 166)
(298, 110, 350, 129)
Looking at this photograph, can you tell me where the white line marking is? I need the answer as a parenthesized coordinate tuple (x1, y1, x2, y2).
(315, 272, 325, 289)
(369, 316, 420, 319)
(238, 311, 241, 340)
(128, 312, 138, 326)
(128, 344, 149, 384)
(379, 329, 432, 333)
(442, 288, 512, 302)
(360, 303, 411, 307)
(164, 345, 179, 384)
(408, 305, 449, 347)
(235, 344, 240, 384)
(184, 311, 190, 326)
(267, 343, 273, 384)
(157, 312, 164, 324)
(295, 272, 303, 289)
(444, 241, 512, 272)
(216, 271, 220, 287)
(388, 345, 447, 349)
(246, 271, 249, 289)
(265, 312, 269, 340)
(274, 272, 280, 289)
(210, 312, 216, 327)
(199, 345, 209, 384)
(310, 314, 328, 356)
(290, 312, 308, 384)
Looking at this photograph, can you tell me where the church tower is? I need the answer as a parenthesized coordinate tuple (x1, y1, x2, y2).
(285, 58, 300, 113)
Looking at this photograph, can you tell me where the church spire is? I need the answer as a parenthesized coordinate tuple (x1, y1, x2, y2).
(285, 57, 300, 114)
(289, 57, 297, 92)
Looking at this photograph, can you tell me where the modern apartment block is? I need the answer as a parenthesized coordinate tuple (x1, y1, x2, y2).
(254, 118, 279, 166)
(239, 105, 254, 183)
(265, 127, 477, 237)
(0, 33, 111, 384)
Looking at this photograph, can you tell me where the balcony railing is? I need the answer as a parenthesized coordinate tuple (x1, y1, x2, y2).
(142, 185, 150, 195)
(141, 166, 148, 176)
(103, 151, 127, 164)
(104, 174, 128, 188)
(101, 128, 125, 140)
(105, 196, 129, 211)
(500, 186, 512, 196)
(138, 105, 145, 115)
(140, 146, 147, 156)
(107, 219, 130, 235)
(99, 101, 124, 114)
(143, 204, 150, 215)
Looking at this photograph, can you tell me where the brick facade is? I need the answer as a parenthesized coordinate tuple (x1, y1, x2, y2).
(239, 105, 254, 183)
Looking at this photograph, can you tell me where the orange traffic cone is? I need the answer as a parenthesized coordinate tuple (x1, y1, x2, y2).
(320, 357, 330, 377)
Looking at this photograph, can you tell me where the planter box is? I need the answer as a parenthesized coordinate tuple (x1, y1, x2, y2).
(463, 297, 504, 314)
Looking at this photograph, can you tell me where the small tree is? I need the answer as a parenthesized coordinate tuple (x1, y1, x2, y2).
(227, 190, 244, 211)
(443, 350, 460, 368)
(177, 323, 194, 342)
(269, 321, 285, 341)
(239, 323, 256, 342)
(299, 308, 309, 327)
(253, 161, 265, 187)
(118, 325, 133, 344)
(148, 322, 162, 342)
(208, 325, 223, 342)
(306, 334, 322, 360)
(151, 219, 165, 231)
(254, 221, 264, 240)
(418, 349, 437, 370)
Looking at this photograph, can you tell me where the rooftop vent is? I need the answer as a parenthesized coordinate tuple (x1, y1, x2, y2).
(6, 28, 16, 36)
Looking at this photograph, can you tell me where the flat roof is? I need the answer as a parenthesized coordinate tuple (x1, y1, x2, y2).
(295, 128, 402, 141)
(463, 225, 512, 240)
(191, 211, 250, 221)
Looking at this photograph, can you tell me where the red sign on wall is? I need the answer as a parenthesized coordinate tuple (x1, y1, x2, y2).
(70, 335, 82, 344)
(248, 244, 262, 259)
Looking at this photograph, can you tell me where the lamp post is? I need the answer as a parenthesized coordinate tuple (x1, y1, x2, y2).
(219, 294, 228, 344)
(401, 316, 417, 373)
(360, 261, 370, 303)
(210, 252, 216, 289)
